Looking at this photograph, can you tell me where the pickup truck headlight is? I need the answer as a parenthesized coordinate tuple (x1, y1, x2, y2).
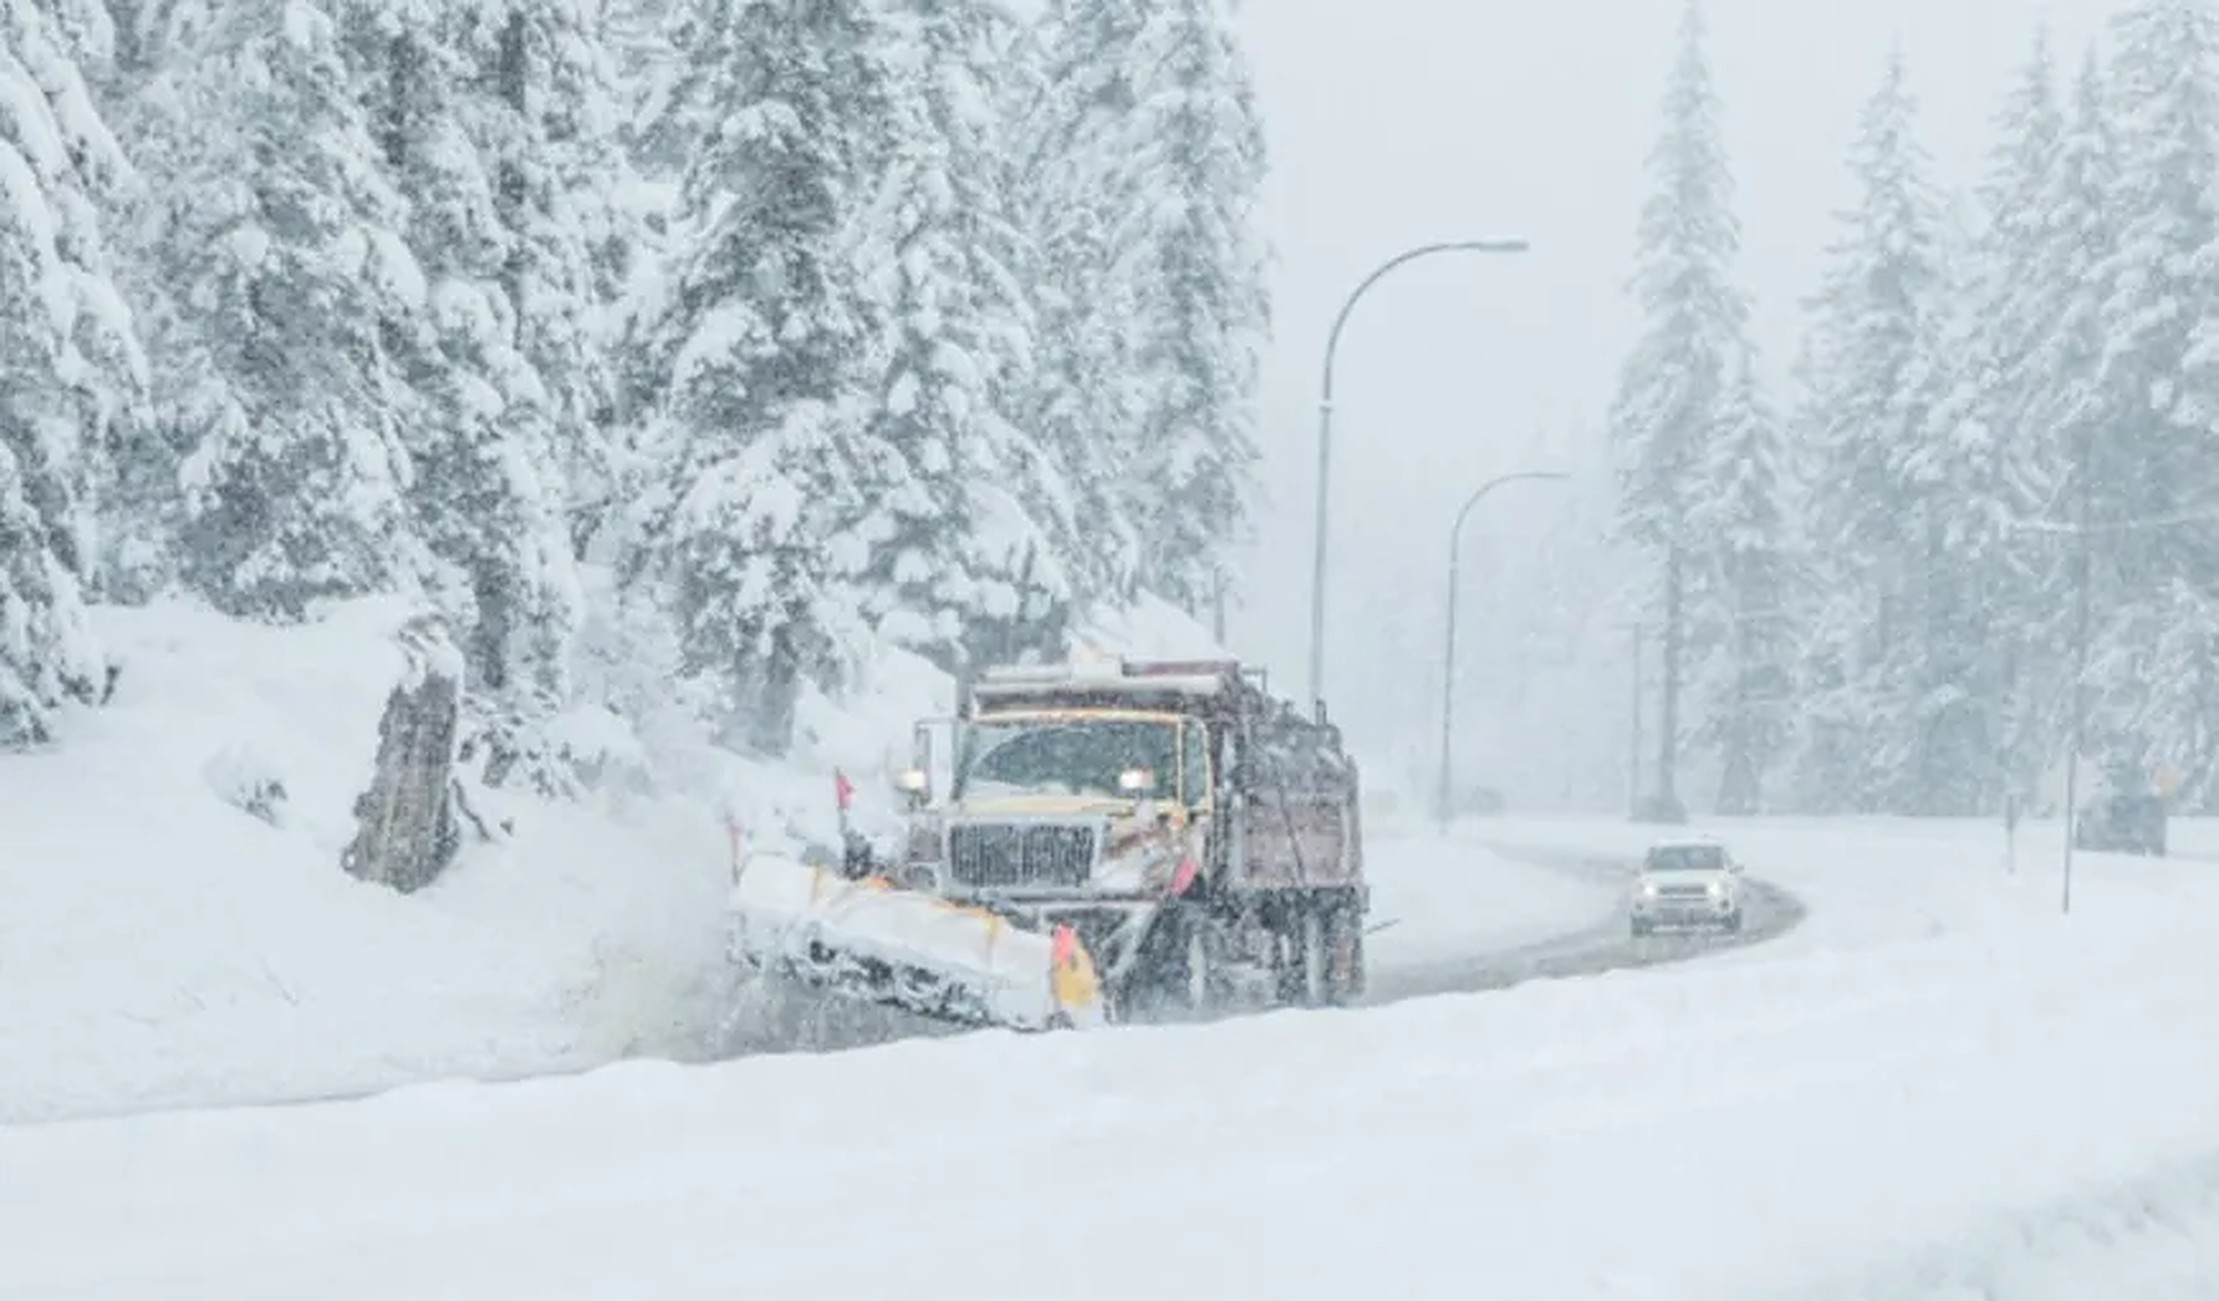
(1707, 879, 1727, 897)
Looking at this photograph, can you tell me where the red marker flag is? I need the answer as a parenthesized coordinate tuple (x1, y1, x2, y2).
(834, 768, 856, 813)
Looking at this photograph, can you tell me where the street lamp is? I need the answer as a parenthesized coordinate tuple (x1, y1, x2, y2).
(1306, 238, 1531, 708)
(1435, 469, 1569, 823)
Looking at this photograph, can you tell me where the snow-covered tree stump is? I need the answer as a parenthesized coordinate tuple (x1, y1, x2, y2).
(342, 617, 464, 893)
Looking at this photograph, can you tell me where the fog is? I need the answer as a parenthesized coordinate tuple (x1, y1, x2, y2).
(1227, 0, 2121, 813)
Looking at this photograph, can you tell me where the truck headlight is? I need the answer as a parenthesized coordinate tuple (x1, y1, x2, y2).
(1707, 879, 1726, 897)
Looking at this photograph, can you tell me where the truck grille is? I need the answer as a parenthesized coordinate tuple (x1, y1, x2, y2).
(947, 823, 1096, 890)
(1655, 883, 1711, 900)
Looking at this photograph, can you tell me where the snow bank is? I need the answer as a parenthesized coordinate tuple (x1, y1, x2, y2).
(0, 598, 758, 1124)
(8, 859, 2219, 1299)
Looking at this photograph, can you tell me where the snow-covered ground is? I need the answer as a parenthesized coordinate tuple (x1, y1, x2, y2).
(19, 602, 2219, 1295)
(0, 598, 755, 1125)
(8, 818, 2218, 1299)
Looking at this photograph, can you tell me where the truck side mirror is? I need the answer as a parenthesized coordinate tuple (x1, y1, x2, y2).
(894, 767, 931, 806)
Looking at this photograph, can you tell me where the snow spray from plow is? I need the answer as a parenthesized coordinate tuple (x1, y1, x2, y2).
(728, 854, 1107, 1032)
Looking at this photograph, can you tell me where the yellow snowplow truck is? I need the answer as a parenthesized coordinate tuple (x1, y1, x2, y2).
(727, 656, 1368, 1031)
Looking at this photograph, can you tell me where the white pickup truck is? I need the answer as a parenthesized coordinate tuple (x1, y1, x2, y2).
(1629, 838, 1744, 936)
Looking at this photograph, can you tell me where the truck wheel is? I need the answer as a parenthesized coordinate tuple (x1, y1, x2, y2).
(1182, 922, 1217, 1012)
(1139, 904, 1220, 1018)
(1298, 908, 1330, 1007)
(1324, 901, 1365, 1005)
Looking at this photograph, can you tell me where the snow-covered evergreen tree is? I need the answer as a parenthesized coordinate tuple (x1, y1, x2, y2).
(862, 0, 1076, 673)
(125, 0, 428, 620)
(0, 0, 143, 743)
(1607, 0, 1750, 817)
(2096, 0, 2219, 803)
(1903, 30, 2063, 815)
(1012, 0, 1151, 603)
(1115, 0, 1268, 614)
(465, 0, 638, 560)
(623, 0, 894, 755)
(341, 0, 647, 784)
(2007, 50, 2120, 802)
(1790, 45, 1948, 813)
(1689, 342, 1793, 814)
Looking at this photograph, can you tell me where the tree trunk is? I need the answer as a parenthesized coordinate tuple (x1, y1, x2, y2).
(342, 617, 464, 893)
(1655, 541, 1686, 820)
(1715, 610, 1760, 816)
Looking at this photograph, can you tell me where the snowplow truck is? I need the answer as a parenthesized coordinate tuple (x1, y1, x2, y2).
(727, 656, 1367, 1032)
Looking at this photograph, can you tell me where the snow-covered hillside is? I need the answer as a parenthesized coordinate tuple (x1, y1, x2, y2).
(8, 817, 2218, 1299)
(0, 599, 728, 1124)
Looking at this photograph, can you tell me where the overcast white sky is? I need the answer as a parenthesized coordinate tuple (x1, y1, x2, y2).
(1222, 0, 2124, 804)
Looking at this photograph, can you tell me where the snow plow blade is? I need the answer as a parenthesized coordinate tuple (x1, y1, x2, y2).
(728, 855, 1105, 1032)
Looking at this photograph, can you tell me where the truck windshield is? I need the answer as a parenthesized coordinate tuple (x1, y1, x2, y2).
(955, 718, 1180, 801)
(1645, 845, 1724, 872)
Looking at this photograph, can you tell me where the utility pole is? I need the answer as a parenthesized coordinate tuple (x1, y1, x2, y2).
(2062, 429, 2095, 916)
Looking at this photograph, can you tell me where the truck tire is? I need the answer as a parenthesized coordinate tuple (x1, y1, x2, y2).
(1291, 895, 1363, 1008)
(1179, 916, 1220, 1012)
(1283, 906, 1328, 1007)
(1324, 899, 1365, 1005)
(1129, 904, 1220, 1019)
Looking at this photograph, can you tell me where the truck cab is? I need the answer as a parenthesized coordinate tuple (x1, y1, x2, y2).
(893, 656, 1365, 1014)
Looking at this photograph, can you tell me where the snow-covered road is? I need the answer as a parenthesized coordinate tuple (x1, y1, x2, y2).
(8, 819, 2217, 1300)
(1362, 832, 1802, 1005)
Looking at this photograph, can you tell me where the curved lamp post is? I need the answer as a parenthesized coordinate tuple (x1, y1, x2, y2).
(1436, 469, 1569, 823)
(1306, 239, 1531, 708)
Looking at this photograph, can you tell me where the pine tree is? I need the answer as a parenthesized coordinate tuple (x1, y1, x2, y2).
(1689, 342, 1793, 813)
(624, 0, 894, 755)
(2010, 51, 2119, 803)
(2095, 0, 2219, 803)
(1791, 45, 1947, 813)
(1607, 0, 1749, 818)
(1904, 30, 2063, 815)
(126, 0, 429, 620)
(345, 0, 639, 783)
(463, 0, 638, 560)
(0, 0, 143, 743)
(1116, 0, 1268, 615)
(1012, 0, 1151, 604)
(863, 0, 1076, 673)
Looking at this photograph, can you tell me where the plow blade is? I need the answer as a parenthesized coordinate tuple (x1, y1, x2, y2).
(728, 855, 1106, 1032)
